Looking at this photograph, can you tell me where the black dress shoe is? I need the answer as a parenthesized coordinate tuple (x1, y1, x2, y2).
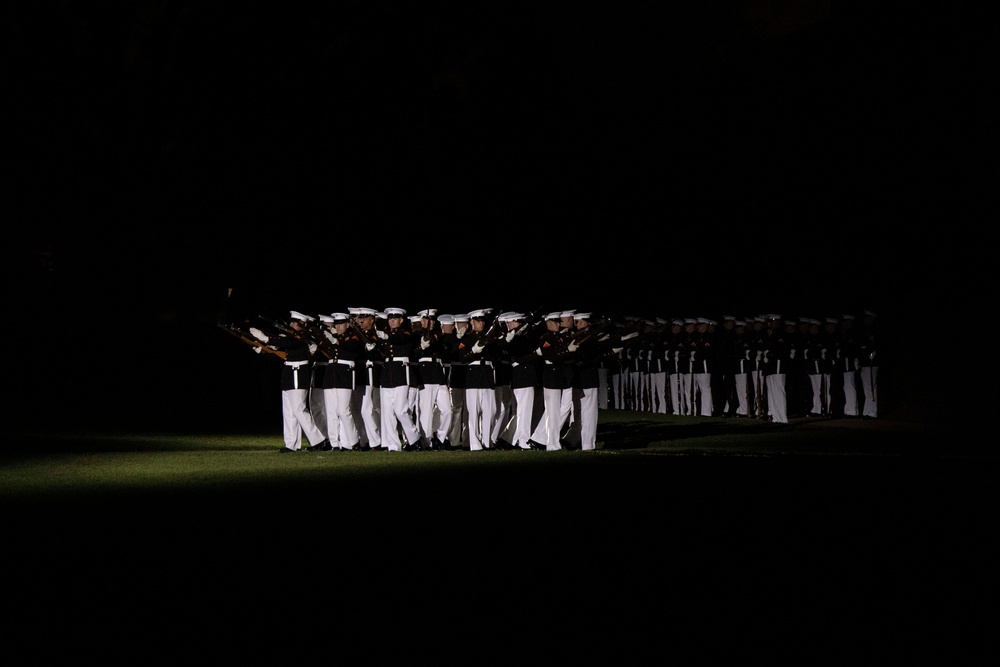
(495, 438, 514, 451)
(430, 436, 444, 451)
(440, 438, 455, 451)
(349, 441, 365, 451)
(369, 445, 385, 451)
(306, 439, 332, 452)
(527, 439, 546, 451)
(279, 446, 295, 453)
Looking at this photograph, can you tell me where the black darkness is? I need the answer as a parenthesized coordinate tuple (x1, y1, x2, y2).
(5, 2, 982, 430)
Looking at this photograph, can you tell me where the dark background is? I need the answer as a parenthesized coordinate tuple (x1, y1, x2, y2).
(5, 2, 983, 432)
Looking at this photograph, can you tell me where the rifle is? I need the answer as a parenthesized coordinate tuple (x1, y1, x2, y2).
(218, 321, 287, 360)
(512, 306, 546, 339)
(258, 314, 337, 359)
(349, 318, 388, 356)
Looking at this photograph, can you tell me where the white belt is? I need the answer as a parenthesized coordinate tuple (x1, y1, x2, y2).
(468, 360, 493, 366)
(387, 357, 410, 364)
(285, 360, 309, 368)
(336, 359, 355, 369)
(418, 357, 441, 363)
(512, 362, 520, 367)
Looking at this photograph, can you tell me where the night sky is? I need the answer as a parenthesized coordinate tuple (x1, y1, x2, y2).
(6, 2, 978, 430)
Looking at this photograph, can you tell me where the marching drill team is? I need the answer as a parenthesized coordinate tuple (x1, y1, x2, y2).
(226, 307, 880, 453)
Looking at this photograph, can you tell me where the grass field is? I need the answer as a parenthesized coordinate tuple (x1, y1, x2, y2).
(3, 408, 994, 659)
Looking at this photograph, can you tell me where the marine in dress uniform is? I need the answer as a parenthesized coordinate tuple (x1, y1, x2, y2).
(489, 311, 517, 450)
(415, 308, 454, 450)
(858, 309, 879, 419)
(350, 307, 383, 450)
(495, 312, 543, 450)
(837, 313, 860, 418)
(249, 311, 330, 453)
(727, 319, 753, 417)
(528, 311, 577, 451)
(748, 316, 769, 418)
(445, 313, 470, 449)
(762, 314, 791, 424)
(665, 319, 684, 415)
(562, 312, 614, 450)
(320, 312, 363, 450)
(310, 314, 333, 440)
(690, 317, 715, 417)
(802, 318, 827, 417)
(457, 308, 502, 451)
(377, 307, 426, 452)
(676, 318, 697, 416)
(646, 318, 669, 414)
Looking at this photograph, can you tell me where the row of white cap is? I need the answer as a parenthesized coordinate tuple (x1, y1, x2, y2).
(287, 308, 595, 325)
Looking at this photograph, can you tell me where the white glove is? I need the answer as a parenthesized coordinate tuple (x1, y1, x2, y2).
(249, 327, 268, 342)
(456, 328, 466, 339)
(308, 343, 318, 356)
(802, 348, 809, 360)
(535, 347, 544, 356)
(612, 347, 623, 354)
(366, 342, 376, 352)
(821, 349, 827, 360)
(854, 358, 860, 370)
(690, 351, 696, 361)
(376, 330, 389, 340)
(472, 341, 484, 354)
(324, 330, 338, 345)
(621, 331, 639, 341)
(420, 337, 431, 349)
(598, 334, 610, 342)
(505, 330, 516, 343)
(253, 346, 263, 354)
(567, 341, 579, 353)
(789, 348, 796, 360)
(763, 351, 770, 364)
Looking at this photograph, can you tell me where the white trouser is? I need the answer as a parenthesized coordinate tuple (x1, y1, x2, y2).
(380, 385, 421, 451)
(490, 385, 512, 442)
(531, 387, 571, 450)
(678, 373, 694, 416)
(860, 366, 878, 418)
(694, 372, 713, 416)
(765, 373, 788, 424)
(734, 373, 749, 415)
(808, 374, 824, 415)
(650, 371, 667, 414)
(353, 385, 381, 447)
(419, 382, 454, 442)
(310, 383, 327, 439)
(564, 386, 598, 450)
(842, 371, 858, 416)
(324, 387, 360, 449)
(282, 389, 325, 450)
(448, 388, 467, 446)
(510, 386, 536, 448)
(466, 387, 496, 451)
